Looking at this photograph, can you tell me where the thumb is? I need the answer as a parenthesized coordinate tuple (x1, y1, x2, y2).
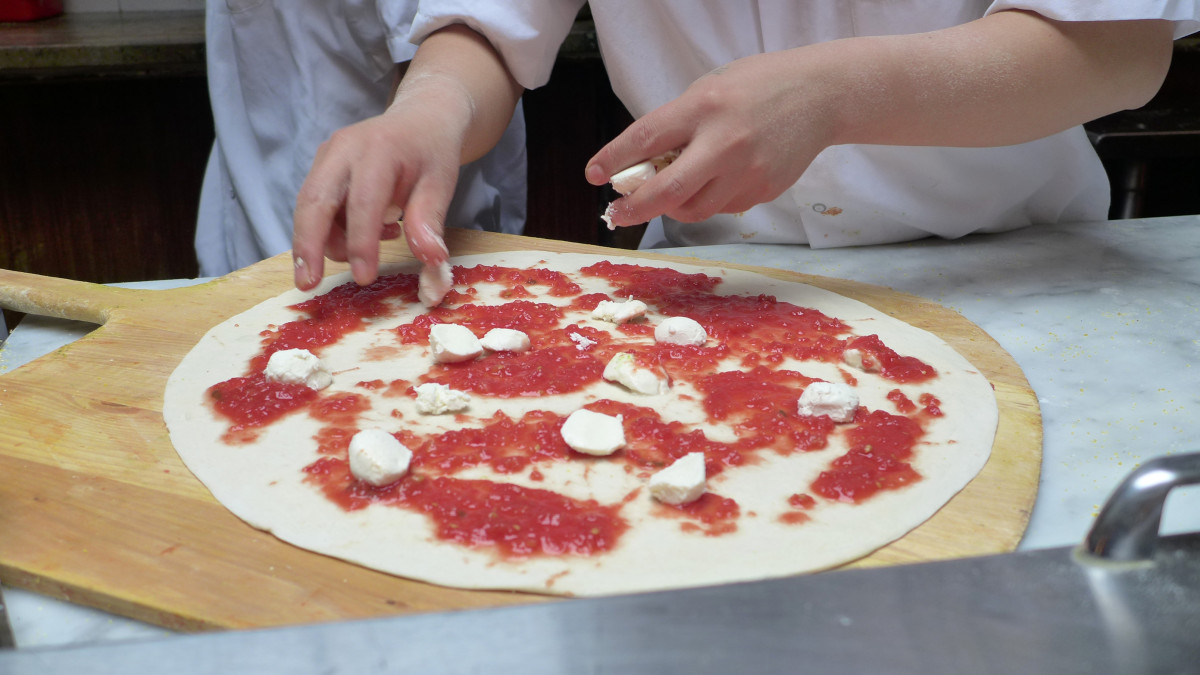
(585, 109, 691, 186)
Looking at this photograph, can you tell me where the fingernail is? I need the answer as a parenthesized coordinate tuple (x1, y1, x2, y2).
(349, 256, 369, 284)
(585, 163, 606, 184)
(293, 256, 314, 289)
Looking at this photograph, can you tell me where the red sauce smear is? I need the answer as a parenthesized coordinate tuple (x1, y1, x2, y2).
(673, 493, 740, 536)
(208, 261, 948, 558)
(303, 457, 626, 557)
(810, 409, 923, 503)
(208, 374, 317, 440)
(252, 272, 419, 371)
(887, 389, 917, 414)
(845, 334, 936, 383)
(697, 367, 836, 453)
(920, 393, 944, 417)
(456, 264, 581, 297)
(408, 410, 572, 475)
(425, 346, 605, 397)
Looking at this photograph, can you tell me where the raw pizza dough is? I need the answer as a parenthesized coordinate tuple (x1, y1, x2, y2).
(163, 251, 997, 596)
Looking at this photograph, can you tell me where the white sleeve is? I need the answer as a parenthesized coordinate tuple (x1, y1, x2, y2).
(377, 0, 421, 63)
(408, 0, 587, 89)
(987, 0, 1200, 38)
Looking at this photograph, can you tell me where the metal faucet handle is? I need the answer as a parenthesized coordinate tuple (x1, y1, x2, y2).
(1083, 451, 1200, 562)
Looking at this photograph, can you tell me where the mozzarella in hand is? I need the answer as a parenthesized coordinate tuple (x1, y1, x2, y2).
(797, 381, 859, 423)
(479, 328, 531, 353)
(560, 409, 626, 456)
(609, 161, 658, 196)
(603, 352, 669, 395)
(654, 316, 707, 346)
(348, 428, 413, 486)
(263, 348, 333, 390)
(649, 452, 707, 505)
(429, 323, 483, 363)
(414, 382, 471, 415)
(418, 260, 454, 308)
(592, 298, 648, 324)
(608, 151, 679, 195)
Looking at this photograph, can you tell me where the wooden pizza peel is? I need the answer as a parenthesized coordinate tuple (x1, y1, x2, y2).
(0, 229, 1041, 631)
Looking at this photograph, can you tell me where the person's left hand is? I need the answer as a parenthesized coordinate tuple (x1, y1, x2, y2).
(585, 49, 839, 228)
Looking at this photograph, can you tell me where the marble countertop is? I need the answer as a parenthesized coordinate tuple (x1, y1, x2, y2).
(2, 215, 1198, 650)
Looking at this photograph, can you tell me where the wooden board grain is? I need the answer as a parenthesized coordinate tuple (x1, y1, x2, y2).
(0, 229, 1041, 631)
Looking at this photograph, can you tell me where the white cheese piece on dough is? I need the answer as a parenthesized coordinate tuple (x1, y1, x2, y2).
(796, 381, 859, 423)
(263, 348, 333, 390)
(842, 348, 880, 373)
(654, 316, 707, 346)
(603, 352, 669, 395)
(649, 452, 707, 505)
(569, 332, 596, 351)
(560, 409, 626, 456)
(592, 298, 648, 324)
(429, 323, 483, 363)
(418, 261, 454, 308)
(479, 328, 531, 353)
(414, 382, 471, 415)
(348, 428, 413, 486)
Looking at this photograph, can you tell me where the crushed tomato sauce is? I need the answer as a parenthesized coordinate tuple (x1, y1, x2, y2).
(209, 261, 945, 557)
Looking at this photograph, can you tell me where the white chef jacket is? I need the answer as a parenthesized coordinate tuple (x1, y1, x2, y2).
(411, 0, 1199, 249)
(197, 0, 528, 277)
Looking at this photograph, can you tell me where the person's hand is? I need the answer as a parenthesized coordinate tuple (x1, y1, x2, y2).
(292, 76, 467, 290)
(585, 49, 838, 229)
(585, 11, 1174, 232)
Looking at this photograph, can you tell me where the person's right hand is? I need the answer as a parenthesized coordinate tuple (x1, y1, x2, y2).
(291, 75, 469, 290)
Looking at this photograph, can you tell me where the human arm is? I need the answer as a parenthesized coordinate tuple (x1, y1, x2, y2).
(291, 24, 523, 289)
(586, 10, 1174, 228)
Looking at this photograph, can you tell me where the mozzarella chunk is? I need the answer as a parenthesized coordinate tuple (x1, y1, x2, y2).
(797, 381, 859, 423)
(560, 409, 626, 456)
(263, 348, 333, 390)
(608, 151, 679, 195)
(418, 260, 453, 308)
(348, 428, 413, 486)
(429, 323, 483, 363)
(569, 331, 596, 351)
(842, 348, 880, 373)
(414, 382, 471, 415)
(603, 352, 669, 395)
(592, 298, 648, 324)
(601, 203, 617, 231)
(654, 316, 707, 346)
(479, 328, 531, 353)
(648, 452, 707, 505)
(603, 151, 680, 230)
(609, 161, 658, 196)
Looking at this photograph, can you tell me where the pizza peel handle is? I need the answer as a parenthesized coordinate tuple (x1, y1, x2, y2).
(0, 268, 138, 325)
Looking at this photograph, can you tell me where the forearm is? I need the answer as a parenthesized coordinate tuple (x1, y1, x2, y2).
(820, 10, 1174, 148)
(391, 23, 523, 164)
